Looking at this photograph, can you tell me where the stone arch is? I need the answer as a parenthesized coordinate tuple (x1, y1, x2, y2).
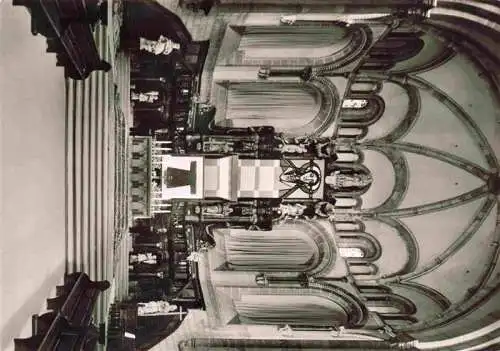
(371, 32, 425, 61)
(337, 126, 369, 140)
(362, 31, 425, 71)
(223, 23, 368, 68)
(340, 95, 385, 127)
(324, 163, 373, 197)
(222, 219, 336, 276)
(215, 77, 338, 136)
(350, 80, 383, 95)
(234, 283, 368, 328)
(337, 231, 382, 263)
(365, 292, 417, 315)
(349, 263, 379, 276)
(363, 291, 418, 327)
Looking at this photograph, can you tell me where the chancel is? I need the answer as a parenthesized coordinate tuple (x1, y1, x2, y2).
(7, 0, 500, 350)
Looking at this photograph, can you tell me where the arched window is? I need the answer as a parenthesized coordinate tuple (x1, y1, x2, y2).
(340, 95, 385, 127)
(339, 247, 365, 258)
(337, 232, 381, 262)
(365, 294, 417, 315)
(342, 99, 368, 109)
(337, 127, 367, 139)
(350, 81, 381, 94)
(349, 263, 378, 276)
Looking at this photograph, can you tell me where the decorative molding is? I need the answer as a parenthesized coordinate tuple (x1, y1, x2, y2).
(381, 195, 496, 284)
(361, 146, 409, 212)
(373, 185, 489, 218)
(365, 141, 491, 181)
(368, 84, 421, 143)
(339, 94, 386, 128)
(405, 75, 499, 171)
(388, 281, 451, 311)
(373, 217, 420, 278)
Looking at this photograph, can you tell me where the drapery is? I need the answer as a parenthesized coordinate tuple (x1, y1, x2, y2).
(225, 228, 319, 272)
(239, 26, 349, 58)
(235, 294, 347, 326)
(226, 82, 321, 132)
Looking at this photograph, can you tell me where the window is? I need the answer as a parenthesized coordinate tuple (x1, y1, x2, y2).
(339, 247, 365, 258)
(342, 99, 368, 109)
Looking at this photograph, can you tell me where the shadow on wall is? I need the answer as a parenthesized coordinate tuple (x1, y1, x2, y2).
(1, 262, 66, 350)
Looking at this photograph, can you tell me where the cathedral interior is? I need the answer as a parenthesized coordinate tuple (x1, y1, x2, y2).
(5, 0, 500, 350)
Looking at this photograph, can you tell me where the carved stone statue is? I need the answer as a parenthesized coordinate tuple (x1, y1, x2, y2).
(130, 252, 158, 265)
(313, 201, 336, 218)
(280, 143, 309, 154)
(315, 140, 337, 159)
(139, 35, 180, 56)
(313, 202, 361, 222)
(325, 170, 373, 190)
(275, 203, 309, 222)
(137, 300, 178, 316)
(276, 135, 337, 159)
(197, 203, 234, 217)
(280, 15, 297, 25)
(278, 324, 294, 337)
(186, 251, 202, 262)
(131, 91, 160, 103)
(258, 66, 271, 79)
(273, 201, 338, 223)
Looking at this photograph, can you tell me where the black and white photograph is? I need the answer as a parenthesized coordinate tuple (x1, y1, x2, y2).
(1, 0, 500, 350)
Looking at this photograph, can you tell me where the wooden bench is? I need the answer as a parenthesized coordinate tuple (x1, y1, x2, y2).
(14, 273, 110, 351)
(57, 21, 112, 79)
(13, 0, 111, 80)
(56, 0, 107, 27)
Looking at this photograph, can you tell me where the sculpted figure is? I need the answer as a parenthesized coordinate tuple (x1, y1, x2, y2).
(277, 135, 337, 159)
(139, 35, 180, 55)
(275, 203, 308, 222)
(280, 15, 297, 25)
(131, 91, 160, 103)
(138, 301, 178, 316)
(325, 170, 373, 190)
(130, 252, 158, 265)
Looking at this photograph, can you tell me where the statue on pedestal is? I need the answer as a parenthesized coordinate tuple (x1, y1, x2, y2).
(130, 252, 158, 265)
(312, 201, 362, 222)
(273, 201, 338, 224)
(137, 300, 178, 316)
(192, 95, 214, 113)
(276, 135, 338, 160)
(131, 90, 160, 104)
(276, 203, 309, 220)
(139, 35, 180, 56)
(325, 170, 373, 192)
(280, 15, 297, 25)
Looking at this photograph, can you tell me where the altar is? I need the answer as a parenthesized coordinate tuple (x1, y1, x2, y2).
(151, 154, 325, 205)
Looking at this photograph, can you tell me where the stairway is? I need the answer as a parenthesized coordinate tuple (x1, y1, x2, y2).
(64, 20, 114, 326)
(64, 9, 131, 334)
